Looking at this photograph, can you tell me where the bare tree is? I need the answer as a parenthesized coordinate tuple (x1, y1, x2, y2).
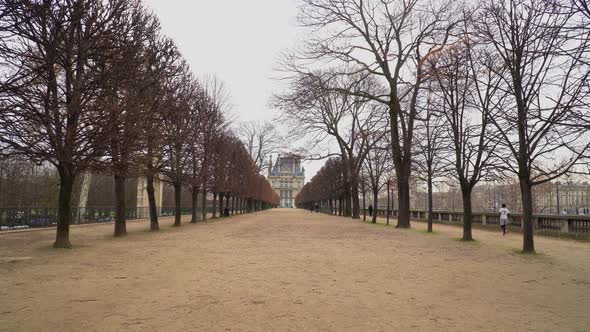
(414, 90, 448, 233)
(275, 69, 386, 218)
(161, 63, 198, 227)
(574, 0, 590, 18)
(0, 0, 133, 247)
(363, 131, 390, 224)
(359, 170, 369, 221)
(239, 121, 282, 173)
(287, 0, 459, 227)
(427, 28, 501, 241)
(197, 76, 231, 221)
(98, 2, 160, 237)
(185, 86, 207, 223)
(137, 32, 180, 231)
(477, 0, 590, 253)
(296, 157, 345, 212)
(0, 158, 59, 207)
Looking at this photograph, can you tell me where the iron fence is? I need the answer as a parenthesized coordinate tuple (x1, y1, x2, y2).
(0, 206, 216, 231)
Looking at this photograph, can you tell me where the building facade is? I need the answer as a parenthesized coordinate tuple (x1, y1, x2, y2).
(535, 182, 590, 215)
(267, 154, 305, 208)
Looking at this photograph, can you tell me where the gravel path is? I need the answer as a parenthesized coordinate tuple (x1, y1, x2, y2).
(1, 209, 589, 331)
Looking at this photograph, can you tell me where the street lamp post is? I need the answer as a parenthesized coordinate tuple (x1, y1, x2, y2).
(556, 182, 560, 214)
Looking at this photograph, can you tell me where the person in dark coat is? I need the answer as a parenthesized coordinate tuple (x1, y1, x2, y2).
(368, 204, 373, 217)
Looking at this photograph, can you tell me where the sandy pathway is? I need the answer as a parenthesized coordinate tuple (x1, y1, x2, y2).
(1, 209, 589, 331)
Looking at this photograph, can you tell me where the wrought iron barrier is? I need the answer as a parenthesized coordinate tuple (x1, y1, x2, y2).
(0, 206, 216, 231)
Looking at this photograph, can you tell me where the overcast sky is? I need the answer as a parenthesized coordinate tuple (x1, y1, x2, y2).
(143, 0, 324, 181)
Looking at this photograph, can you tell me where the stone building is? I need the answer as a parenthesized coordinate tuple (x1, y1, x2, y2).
(267, 154, 305, 208)
(535, 182, 590, 215)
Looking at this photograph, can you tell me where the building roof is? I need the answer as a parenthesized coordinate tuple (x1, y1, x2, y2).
(268, 154, 305, 177)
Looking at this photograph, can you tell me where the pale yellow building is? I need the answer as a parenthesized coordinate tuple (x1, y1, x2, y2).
(267, 154, 305, 208)
(536, 182, 590, 215)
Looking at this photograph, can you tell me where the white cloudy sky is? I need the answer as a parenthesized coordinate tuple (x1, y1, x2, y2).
(143, 0, 325, 181)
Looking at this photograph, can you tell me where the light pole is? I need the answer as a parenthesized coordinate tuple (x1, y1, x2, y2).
(556, 181, 560, 214)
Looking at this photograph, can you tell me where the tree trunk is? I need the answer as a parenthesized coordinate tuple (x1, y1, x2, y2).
(396, 176, 411, 228)
(113, 174, 127, 237)
(212, 192, 217, 218)
(231, 195, 235, 215)
(225, 194, 230, 216)
(351, 176, 360, 219)
(146, 174, 159, 231)
(201, 189, 207, 221)
(427, 175, 433, 233)
(372, 188, 379, 224)
(341, 156, 351, 217)
(191, 186, 199, 223)
(461, 186, 473, 241)
(173, 181, 181, 226)
(386, 182, 390, 225)
(362, 189, 366, 221)
(54, 166, 74, 248)
(520, 179, 535, 253)
(344, 188, 352, 217)
(218, 192, 223, 217)
(201, 169, 208, 220)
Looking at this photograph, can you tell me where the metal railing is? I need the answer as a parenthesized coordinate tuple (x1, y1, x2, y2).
(0, 206, 216, 231)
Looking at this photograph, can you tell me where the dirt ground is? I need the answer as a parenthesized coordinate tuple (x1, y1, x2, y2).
(1, 209, 589, 331)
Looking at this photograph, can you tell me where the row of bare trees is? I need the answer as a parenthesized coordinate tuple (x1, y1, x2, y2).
(0, 0, 278, 248)
(296, 157, 344, 214)
(0, 160, 59, 207)
(288, 0, 590, 253)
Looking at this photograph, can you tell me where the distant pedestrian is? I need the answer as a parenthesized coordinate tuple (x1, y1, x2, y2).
(315, 204, 319, 213)
(499, 203, 509, 236)
(368, 204, 373, 217)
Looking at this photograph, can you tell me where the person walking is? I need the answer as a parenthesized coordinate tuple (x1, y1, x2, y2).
(368, 204, 373, 217)
(499, 203, 509, 236)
